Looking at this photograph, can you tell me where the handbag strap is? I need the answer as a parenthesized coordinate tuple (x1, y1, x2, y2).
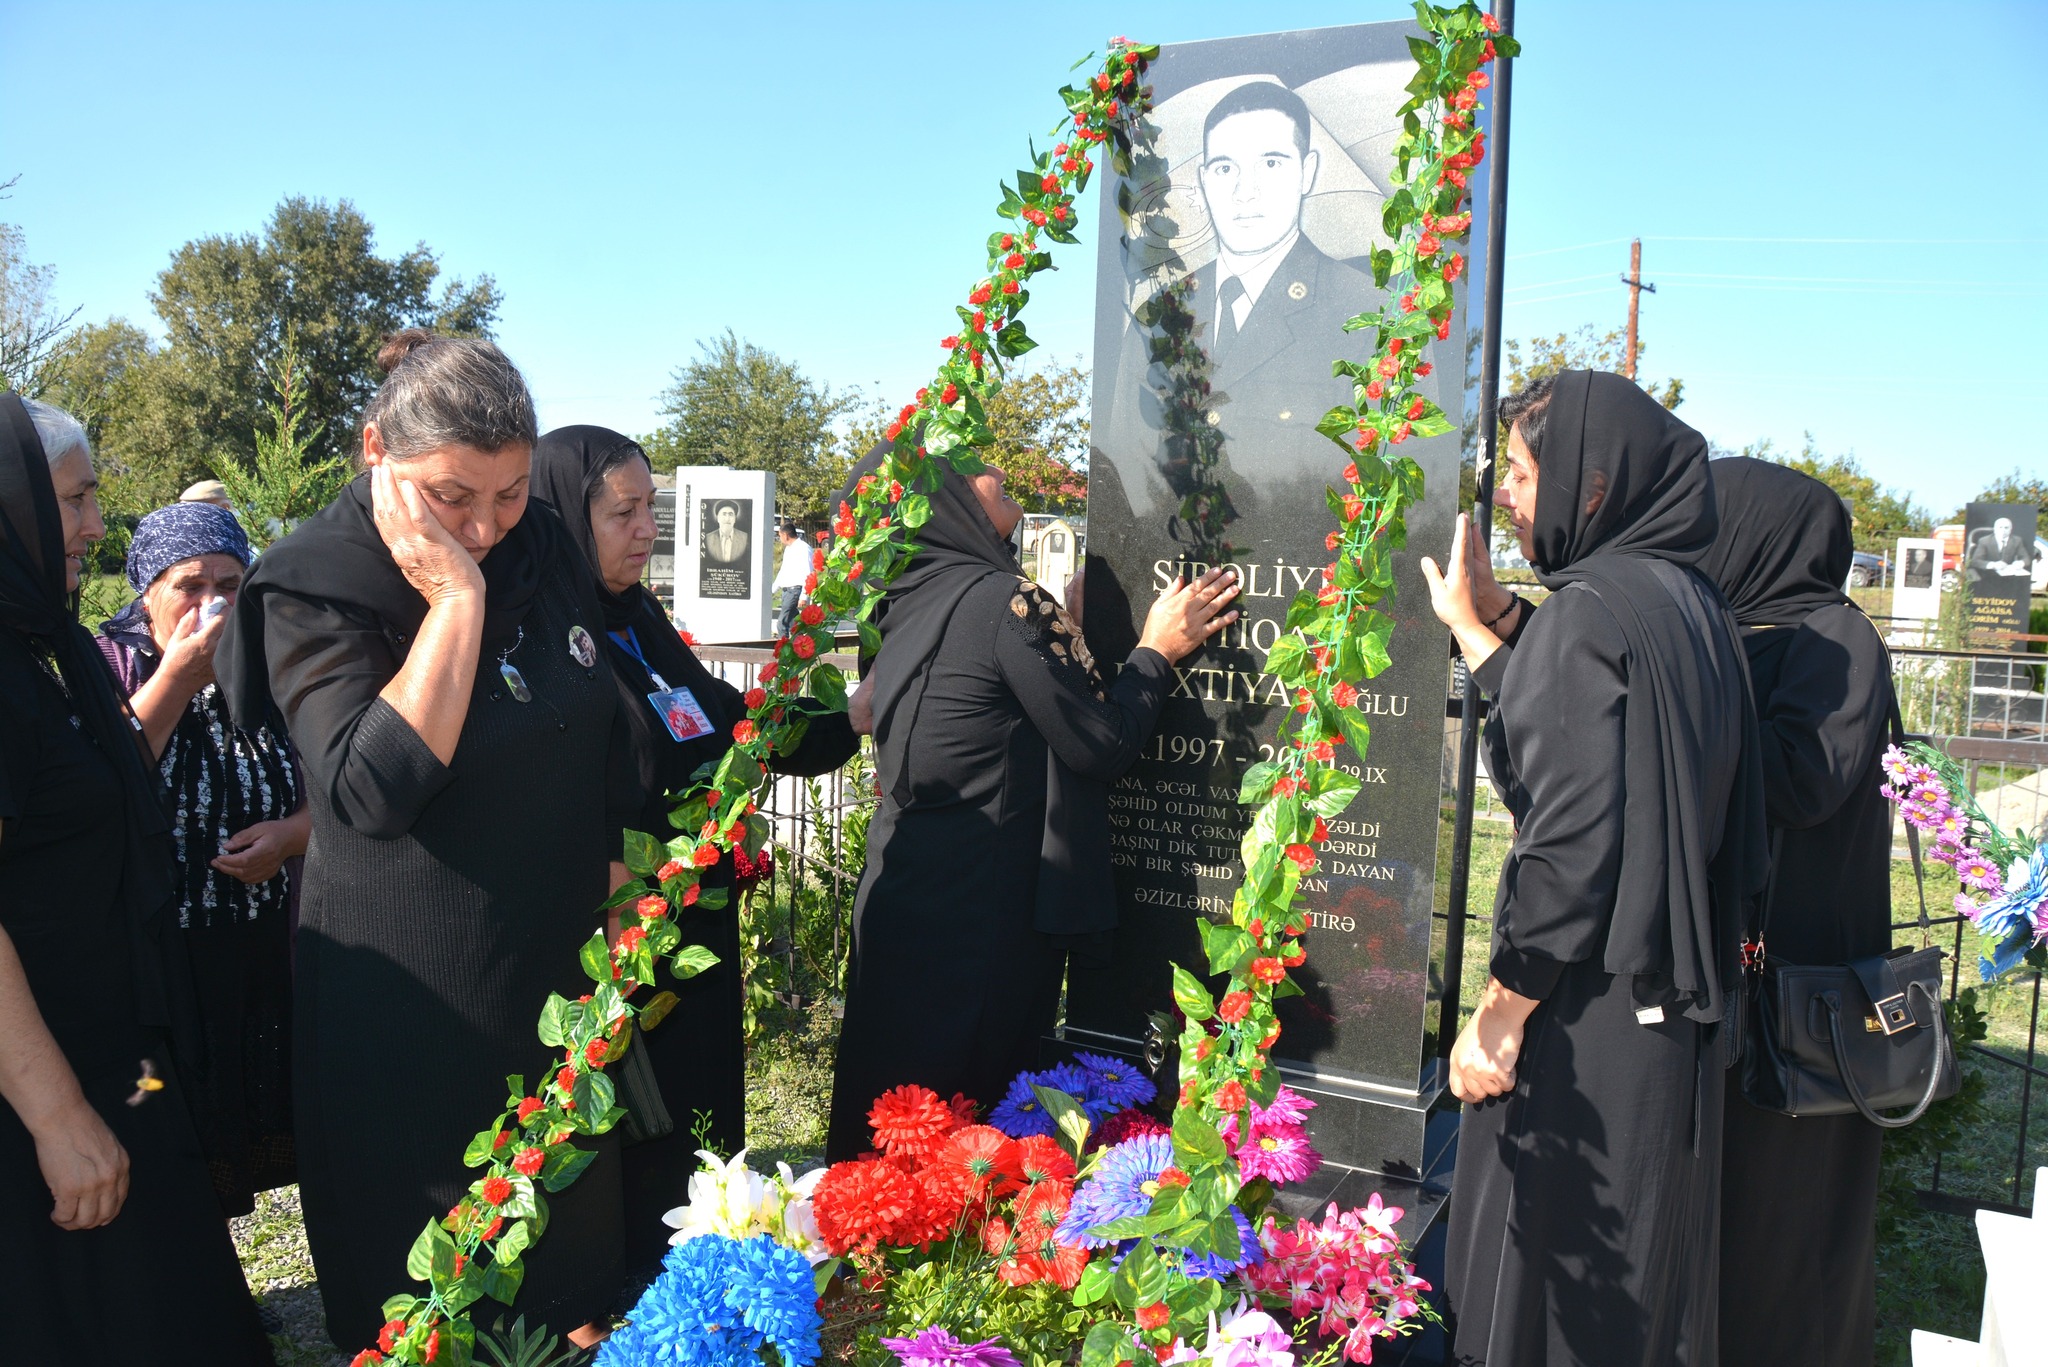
(1823, 981, 1950, 1129)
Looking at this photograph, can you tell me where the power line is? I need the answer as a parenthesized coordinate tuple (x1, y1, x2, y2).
(1503, 272, 1615, 292)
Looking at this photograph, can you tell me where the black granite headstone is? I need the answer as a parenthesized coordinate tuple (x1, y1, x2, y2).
(1066, 19, 1478, 1207)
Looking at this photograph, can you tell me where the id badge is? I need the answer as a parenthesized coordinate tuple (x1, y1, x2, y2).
(649, 686, 713, 743)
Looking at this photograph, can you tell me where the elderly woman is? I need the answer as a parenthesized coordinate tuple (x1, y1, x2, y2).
(1423, 372, 1767, 1365)
(221, 332, 630, 1348)
(0, 396, 272, 1363)
(96, 503, 305, 1221)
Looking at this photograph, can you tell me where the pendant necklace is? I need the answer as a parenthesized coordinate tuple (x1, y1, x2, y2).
(497, 627, 532, 703)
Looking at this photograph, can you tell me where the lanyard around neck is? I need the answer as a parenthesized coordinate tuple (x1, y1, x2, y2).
(608, 626, 672, 694)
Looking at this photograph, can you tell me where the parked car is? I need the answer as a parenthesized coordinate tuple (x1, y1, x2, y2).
(1849, 550, 1887, 588)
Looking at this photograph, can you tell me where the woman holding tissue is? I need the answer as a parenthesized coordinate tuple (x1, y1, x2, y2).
(96, 501, 306, 1219)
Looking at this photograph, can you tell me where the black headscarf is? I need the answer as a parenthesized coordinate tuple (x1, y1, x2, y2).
(530, 425, 650, 631)
(848, 441, 1020, 804)
(0, 392, 200, 1071)
(220, 467, 559, 731)
(1694, 456, 1854, 630)
(1526, 371, 1768, 1024)
(528, 425, 742, 812)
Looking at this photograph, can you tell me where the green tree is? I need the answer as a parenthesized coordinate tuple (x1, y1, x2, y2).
(0, 195, 81, 397)
(1502, 324, 1684, 411)
(1952, 469, 2048, 525)
(983, 357, 1090, 514)
(40, 319, 193, 516)
(642, 330, 861, 524)
(208, 328, 350, 550)
(1741, 433, 1933, 553)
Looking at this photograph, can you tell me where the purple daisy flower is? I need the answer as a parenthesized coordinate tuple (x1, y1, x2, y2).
(880, 1326, 1022, 1367)
(1880, 745, 1913, 786)
(1236, 1125, 1321, 1185)
(987, 1073, 1058, 1139)
(1959, 853, 2005, 895)
(1056, 1132, 1174, 1246)
(1074, 1051, 1158, 1110)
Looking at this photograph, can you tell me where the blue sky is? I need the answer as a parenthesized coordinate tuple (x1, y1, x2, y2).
(3, 0, 2041, 516)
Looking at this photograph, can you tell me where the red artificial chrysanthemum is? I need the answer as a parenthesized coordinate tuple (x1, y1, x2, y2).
(1013, 1178, 1072, 1251)
(946, 1092, 979, 1128)
(939, 1124, 1023, 1200)
(896, 1164, 971, 1247)
(812, 1158, 921, 1255)
(478, 1175, 513, 1206)
(868, 1083, 959, 1161)
(1008, 1133, 1077, 1192)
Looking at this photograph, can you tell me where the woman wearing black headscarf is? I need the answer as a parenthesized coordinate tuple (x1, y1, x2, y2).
(0, 394, 271, 1364)
(824, 446, 1239, 1160)
(1421, 370, 1767, 1365)
(219, 334, 628, 1347)
(528, 425, 857, 1276)
(1699, 457, 1893, 1367)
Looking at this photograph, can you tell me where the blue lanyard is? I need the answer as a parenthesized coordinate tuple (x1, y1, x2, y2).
(608, 627, 672, 693)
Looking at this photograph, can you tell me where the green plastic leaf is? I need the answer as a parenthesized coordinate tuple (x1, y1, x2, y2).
(900, 493, 932, 529)
(1033, 1084, 1092, 1164)
(1081, 1321, 1140, 1367)
(620, 828, 663, 877)
(1170, 965, 1214, 1021)
(541, 1145, 598, 1194)
(462, 1121, 504, 1169)
(479, 1254, 526, 1307)
(1306, 766, 1362, 818)
(1171, 1106, 1229, 1168)
(577, 930, 612, 986)
(639, 990, 681, 1032)
(405, 1219, 455, 1283)
(672, 944, 720, 980)
(1075, 1258, 1115, 1307)
(1238, 760, 1280, 803)
(536, 994, 572, 1049)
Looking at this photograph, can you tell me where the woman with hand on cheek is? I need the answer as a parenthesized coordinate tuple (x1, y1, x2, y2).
(221, 332, 631, 1349)
(1422, 372, 1767, 1367)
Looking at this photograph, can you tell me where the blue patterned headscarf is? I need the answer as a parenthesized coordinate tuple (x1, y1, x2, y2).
(124, 502, 252, 595)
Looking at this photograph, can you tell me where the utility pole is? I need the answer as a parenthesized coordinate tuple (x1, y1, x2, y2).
(1621, 237, 1656, 380)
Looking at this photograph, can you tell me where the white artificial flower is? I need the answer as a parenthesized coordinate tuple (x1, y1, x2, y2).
(662, 1148, 768, 1246)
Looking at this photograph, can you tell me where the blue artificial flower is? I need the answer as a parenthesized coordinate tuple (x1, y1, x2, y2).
(1073, 1051, 1157, 1111)
(1974, 844, 2047, 981)
(988, 1072, 1059, 1139)
(1056, 1132, 1175, 1246)
(1034, 1062, 1093, 1103)
(598, 1232, 822, 1367)
(725, 1233, 823, 1365)
(1171, 1204, 1263, 1279)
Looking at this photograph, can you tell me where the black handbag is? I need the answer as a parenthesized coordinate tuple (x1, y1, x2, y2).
(1739, 799, 1959, 1129)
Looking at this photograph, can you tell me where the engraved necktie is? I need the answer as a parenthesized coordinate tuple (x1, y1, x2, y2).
(1216, 275, 1247, 361)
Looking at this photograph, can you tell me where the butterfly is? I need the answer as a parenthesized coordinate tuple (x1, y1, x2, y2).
(127, 1058, 164, 1107)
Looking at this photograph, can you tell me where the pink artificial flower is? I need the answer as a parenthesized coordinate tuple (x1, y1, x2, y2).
(1202, 1308, 1296, 1367)
(1933, 809, 1969, 845)
(1959, 853, 2005, 894)
(1880, 745, 1913, 787)
(1955, 892, 1985, 924)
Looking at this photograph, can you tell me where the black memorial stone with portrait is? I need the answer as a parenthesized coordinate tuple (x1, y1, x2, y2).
(1963, 500, 2037, 656)
(1071, 20, 1471, 1204)
(700, 497, 753, 600)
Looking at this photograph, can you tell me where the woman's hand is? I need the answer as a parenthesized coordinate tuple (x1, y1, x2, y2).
(156, 603, 228, 694)
(371, 463, 484, 607)
(212, 808, 310, 885)
(848, 675, 875, 736)
(1422, 515, 1516, 673)
(1448, 977, 1539, 1104)
(1136, 566, 1240, 665)
(32, 1096, 130, 1230)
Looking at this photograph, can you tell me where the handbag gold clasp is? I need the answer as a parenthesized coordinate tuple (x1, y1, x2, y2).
(1869, 991, 1915, 1036)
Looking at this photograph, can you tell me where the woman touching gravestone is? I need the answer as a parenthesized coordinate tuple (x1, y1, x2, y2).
(825, 444, 1240, 1161)
(1421, 370, 1768, 1365)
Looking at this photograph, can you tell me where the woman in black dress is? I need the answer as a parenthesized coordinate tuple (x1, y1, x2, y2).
(825, 449, 1239, 1160)
(97, 502, 304, 1218)
(1421, 370, 1767, 1365)
(1700, 457, 1894, 1367)
(0, 394, 272, 1364)
(221, 333, 627, 1347)
(529, 425, 857, 1275)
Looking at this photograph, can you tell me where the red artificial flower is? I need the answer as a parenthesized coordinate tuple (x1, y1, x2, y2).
(656, 858, 685, 881)
(1273, 774, 1298, 797)
(1091, 1108, 1170, 1152)
(1179, 1080, 1197, 1107)
(1376, 356, 1399, 379)
(793, 634, 818, 659)
(1218, 991, 1252, 1025)
(1392, 422, 1414, 443)
(970, 283, 994, 306)
(481, 1214, 503, 1241)
(1282, 944, 1307, 968)
(732, 720, 757, 745)
(1399, 292, 1416, 314)
(1437, 316, 1453, 340)
(803, 573, 819, 595)
(1011, 1132, 1077, 1189)
(1251, 957, 1288, 985)
(479, 1176, 513, 1206)
(1417, 360, 1436, 376)
(1194, 1037, 1213, 1062)
(1000, 232, 1015, 249)
(743, 687, 766, 710)
(1483, 37, 1497, 59)
(847, 561, 864, 580)
(584, 1038, 608, 1067)
(940, 382, 960, 405)
(1285, 843, 1317, 872)
(423, 1329, 440, 1363)
(1331, 681, 1358, 708)
(1325, 530, 1342, 551)
(513, 1147, 545, 1177)
(813, 1157, 921, 1254)
(1312, 815, 1329, 842)
(868, 1083, 959, 1160)
(800, 603, 826, 626)
(1341, 494, 1364, 523)
(1483, 10, 1500, 30)
(1002, 280, 1019, 295)
(1407, 396, 1426, 420)
(379, 1320, 406, 1354)
(555, 1065, 577, 1094)
(1137, 1302, 1170, 1331)
(682, 884, 701, 907)
(1157, 1165, 1190, 1189)
(493, 1130, 511, 1151)
(939, 1124, 1023, 1198)
(1215, 1080, 1248, 1112)
(941, 334, 960, 349)
(516, 1096, 544, 1124)
(1004, 252, 1025, 270)
(890, 480, 905, 500)
(884, 421, 903, 443)
(691, 842, 720, 868)
(1248, 917, 1265, 938)
(350, 1353, 383, 1367)
(635, 895, 666, 921)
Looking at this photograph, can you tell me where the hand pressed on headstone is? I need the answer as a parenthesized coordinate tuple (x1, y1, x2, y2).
(1137, 566, 1240, 664)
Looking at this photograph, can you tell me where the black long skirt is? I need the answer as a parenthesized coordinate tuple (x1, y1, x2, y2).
(1446, 959, 1722, 1366)
(0, 1051, 274, 1365)
(1718, 1075, 1881, 1366)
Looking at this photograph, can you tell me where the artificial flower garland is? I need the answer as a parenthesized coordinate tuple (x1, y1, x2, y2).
(349, 7, 1517, 1362)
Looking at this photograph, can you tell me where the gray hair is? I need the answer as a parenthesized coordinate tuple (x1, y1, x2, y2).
(363, 328, 537, 460)
(20, 398, 90, 466)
